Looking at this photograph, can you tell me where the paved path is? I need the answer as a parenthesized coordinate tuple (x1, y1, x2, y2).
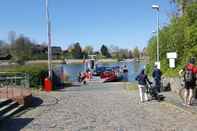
(1, 83, 197, 131)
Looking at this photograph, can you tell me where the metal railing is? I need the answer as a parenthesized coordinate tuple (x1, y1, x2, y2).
(0, 72, 30, 99)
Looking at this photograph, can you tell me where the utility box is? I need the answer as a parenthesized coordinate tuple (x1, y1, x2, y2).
(167, 52, 177, 68)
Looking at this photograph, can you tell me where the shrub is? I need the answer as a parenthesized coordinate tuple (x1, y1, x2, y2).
(0, 64, 48, 88)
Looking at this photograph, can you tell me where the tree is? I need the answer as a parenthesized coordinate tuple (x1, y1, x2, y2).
(109, 45, 119, 59)
(170, 0, 197, 15)
(0, 40, 9, 56)
(147, 2, 197, 74)
(10, 36, 33, 64)
(100, 45, 111, 58)
(69, 42, 83, 59)
(133, 47, 140, 59)
(84, 45, 93, 55)
(118, 49, 129, 59)
(128, 50, 133, 59)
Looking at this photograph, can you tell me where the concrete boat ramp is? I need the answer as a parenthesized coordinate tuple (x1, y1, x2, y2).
(1, 82, 197, 131)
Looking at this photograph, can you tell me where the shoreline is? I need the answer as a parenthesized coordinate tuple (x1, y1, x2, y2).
(25, 59, 119, 64)
(0, 59, 137, 66)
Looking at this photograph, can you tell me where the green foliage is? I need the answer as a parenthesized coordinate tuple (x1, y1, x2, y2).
(147, 2, 197, 76)
(100, 45, 111, 58)
(126, 83, 138, 91)
(0, 41, 9, 56)
(10, 36, 33, 64)
(65, 42, 84, 59)
(84, 45, 93, 55)
(0, 64, 48, 88)
(133, 47, 140, 59)
(17, 65, 48, 88)
(145, 64, 153, 76)
(171, 0, 197, 15)
(71, 42, 83, 59)
(31, 53, 48, 60)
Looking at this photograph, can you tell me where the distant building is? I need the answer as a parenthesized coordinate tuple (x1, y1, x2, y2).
(32, 45, 62, 59)
(32, 45, 48, 54)
(52, 46, 62, 59)
(52, 46, 62, 56)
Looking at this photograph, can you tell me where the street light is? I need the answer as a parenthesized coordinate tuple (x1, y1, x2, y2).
(152, 30, 156, 34)
(152, 4, 160, 68)
(45, 0, 52, 79)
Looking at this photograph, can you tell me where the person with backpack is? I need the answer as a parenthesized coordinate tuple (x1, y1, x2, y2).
(152, 64, 162, 93)
(180, 58, 197, 106)
(135, 69, 152, 103)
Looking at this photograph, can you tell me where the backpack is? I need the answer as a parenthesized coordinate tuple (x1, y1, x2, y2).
(184, 69, 194, 82)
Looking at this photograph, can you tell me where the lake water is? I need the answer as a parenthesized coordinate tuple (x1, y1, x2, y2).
(62, 61, 144, 82)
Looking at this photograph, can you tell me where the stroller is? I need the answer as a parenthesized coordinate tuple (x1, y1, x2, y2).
(146, 82, 165, 102)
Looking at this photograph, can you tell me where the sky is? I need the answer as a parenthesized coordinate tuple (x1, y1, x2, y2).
(0, 0, 176, 51)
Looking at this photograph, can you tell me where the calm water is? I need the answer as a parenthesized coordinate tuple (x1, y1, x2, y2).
(62, 62, 144, 82)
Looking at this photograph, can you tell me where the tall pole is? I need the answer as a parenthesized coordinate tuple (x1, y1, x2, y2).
(157, 9, 159, 62)
(152, 4, 160, 68)
(45, 0, 52, 79)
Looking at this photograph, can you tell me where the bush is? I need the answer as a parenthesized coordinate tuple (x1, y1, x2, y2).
(0, 64, 48, 88)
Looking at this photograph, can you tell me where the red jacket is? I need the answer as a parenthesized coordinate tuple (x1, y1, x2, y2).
(193, 66, 197, 74)
(186, 64, 197, 74)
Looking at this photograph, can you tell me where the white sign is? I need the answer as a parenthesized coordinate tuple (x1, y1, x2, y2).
(169, 59, 175, 68)
(167, 52, 177, 59)
(167, 52, 177, 68)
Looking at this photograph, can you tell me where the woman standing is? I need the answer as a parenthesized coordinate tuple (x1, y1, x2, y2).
(135, 69, 152, 103)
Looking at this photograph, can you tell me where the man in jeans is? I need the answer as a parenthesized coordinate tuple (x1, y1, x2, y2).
(152, 65, 162, 93)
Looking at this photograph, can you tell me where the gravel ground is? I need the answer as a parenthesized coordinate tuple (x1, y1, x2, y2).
(1, 83, 197, 131)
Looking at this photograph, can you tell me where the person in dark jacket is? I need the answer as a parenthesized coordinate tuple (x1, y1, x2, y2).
(136, 69, 152, 103)
(152, 65, 162, 93)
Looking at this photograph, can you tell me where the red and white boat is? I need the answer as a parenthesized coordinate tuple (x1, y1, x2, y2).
(100, 68, 123, 82)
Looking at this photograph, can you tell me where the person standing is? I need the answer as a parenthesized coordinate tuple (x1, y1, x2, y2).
(180, 58, 197, 106)
(152, 65, 162, 93)
(135, 69, 152, 103)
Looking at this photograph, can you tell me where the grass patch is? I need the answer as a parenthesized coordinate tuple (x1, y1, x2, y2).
(126, 83, 138, 91)
(63, 82, 72, 87)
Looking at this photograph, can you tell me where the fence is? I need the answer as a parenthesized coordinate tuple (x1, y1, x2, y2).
(0, 72, 30, 99)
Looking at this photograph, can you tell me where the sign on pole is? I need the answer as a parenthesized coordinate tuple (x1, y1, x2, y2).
(167, 52, 177, 68)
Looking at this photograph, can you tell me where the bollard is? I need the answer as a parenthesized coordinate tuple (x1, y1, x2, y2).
(44, 78, 52, 92)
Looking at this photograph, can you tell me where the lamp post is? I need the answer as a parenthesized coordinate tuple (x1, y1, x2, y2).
(45, 0, 52, 79)
(152, 4, 160, 68)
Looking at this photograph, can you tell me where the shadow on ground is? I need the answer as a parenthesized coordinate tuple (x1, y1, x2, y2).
(190, 100, 197, 106)
(0, 97, 43, 130)
(30, 96, 44, 107)
(0, 118, 34, 131)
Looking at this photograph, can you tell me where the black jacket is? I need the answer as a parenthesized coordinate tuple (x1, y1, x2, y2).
(136, 73, 151, 86)
(152, 68, 162, 80)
